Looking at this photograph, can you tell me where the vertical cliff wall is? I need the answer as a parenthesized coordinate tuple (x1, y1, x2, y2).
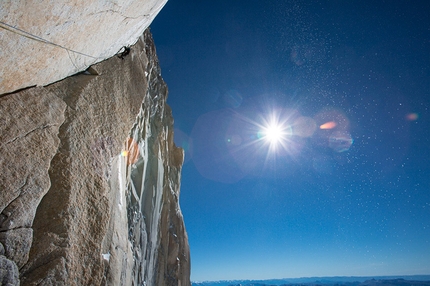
(0, 30, 190, 285)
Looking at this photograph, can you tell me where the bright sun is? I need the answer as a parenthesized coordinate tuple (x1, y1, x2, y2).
(264, 123, 283, 144)
(257, 111, 292, 153)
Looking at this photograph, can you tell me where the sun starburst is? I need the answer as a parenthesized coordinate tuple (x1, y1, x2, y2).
(259, 112, 292, 153)
(264, 123, 283, 144)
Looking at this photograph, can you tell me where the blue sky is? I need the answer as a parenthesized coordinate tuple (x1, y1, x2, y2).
(150, 0, 430, 282)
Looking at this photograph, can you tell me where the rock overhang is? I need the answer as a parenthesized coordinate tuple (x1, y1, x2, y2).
(0, 0, 167, 95)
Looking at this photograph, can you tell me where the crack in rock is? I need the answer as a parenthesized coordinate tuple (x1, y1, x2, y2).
(3, 124, 58, 145)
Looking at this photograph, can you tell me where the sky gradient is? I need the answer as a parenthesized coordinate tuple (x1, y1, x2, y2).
(150, 0, 430, 282)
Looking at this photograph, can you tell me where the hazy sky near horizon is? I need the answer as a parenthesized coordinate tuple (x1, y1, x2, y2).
(150, 0, 430, 282)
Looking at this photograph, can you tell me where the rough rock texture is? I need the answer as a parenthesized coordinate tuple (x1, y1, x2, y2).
(0, 30, 190, 285)
(0, 255, 19, 286)
(0, 0, 167, 95)
(0, 228, 33, 269)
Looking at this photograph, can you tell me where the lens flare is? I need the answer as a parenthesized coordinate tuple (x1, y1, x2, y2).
(123, 137, 140, 165)
(406, 113, 418, 121)
(320, 121, 337, 129)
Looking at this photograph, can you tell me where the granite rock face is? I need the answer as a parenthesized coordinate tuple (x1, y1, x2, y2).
(0, 0, 167, 95)
(0, 30, 190, 285)
(0, 254, 19, 286)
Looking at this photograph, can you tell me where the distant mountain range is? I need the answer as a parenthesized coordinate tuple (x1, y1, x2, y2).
(192, 276, 430, 286)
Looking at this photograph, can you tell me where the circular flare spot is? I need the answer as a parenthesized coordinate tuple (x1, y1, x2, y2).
(406, 113, 418, 121)
(329, 131, 353, 152)
(293, 116, 317, 137)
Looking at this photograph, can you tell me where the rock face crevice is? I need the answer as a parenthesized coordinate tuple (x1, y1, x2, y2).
(0, 30, 190, 286)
